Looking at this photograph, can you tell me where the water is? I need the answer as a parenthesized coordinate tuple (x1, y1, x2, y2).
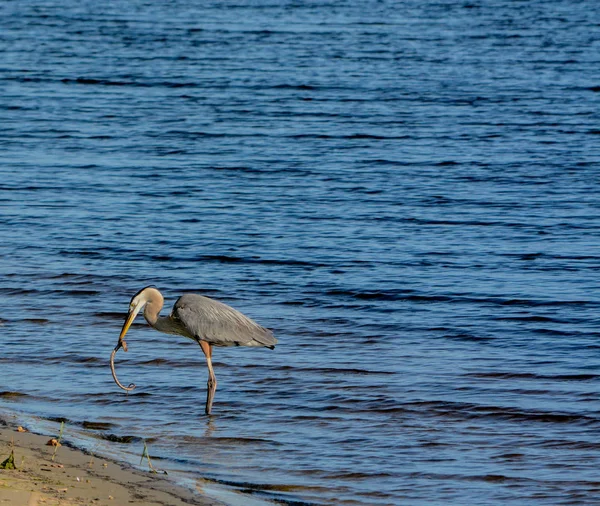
(1, 0, 600, 504)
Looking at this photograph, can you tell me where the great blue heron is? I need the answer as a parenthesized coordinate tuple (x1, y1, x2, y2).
(110, 286, 277, 415)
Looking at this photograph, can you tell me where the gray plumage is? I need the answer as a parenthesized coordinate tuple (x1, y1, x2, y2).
(172, 293, 277, 348)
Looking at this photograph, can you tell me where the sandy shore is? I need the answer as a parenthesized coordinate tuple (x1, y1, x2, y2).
(0, 419, 219, 506)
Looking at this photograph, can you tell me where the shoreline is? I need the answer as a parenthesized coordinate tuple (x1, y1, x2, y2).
(0, 416, 219, 506)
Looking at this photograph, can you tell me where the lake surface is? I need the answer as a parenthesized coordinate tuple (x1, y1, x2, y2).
(1, 0, 600, 504)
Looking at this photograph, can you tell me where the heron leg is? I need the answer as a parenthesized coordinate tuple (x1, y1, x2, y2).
(199, 341, 217, 415)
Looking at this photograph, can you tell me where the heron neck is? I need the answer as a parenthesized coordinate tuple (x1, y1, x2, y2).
(144, 301, 183, 335)
(151, 315, 181, 334)
(141, 289, 187, 336)
(142, 291, 164, 328)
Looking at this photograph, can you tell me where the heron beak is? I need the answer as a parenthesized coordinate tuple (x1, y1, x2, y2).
(118, 302, 143, 351)
(110, 304, 143, 393)
(118, 310, 137, 351)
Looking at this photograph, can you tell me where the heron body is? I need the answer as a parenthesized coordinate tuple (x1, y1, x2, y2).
(110, 286, 277, 414)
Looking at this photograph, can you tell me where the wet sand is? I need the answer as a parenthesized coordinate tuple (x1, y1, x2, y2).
(0, 419, 218, 506)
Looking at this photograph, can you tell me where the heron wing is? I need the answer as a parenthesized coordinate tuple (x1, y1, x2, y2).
(171, 294, 277, 348)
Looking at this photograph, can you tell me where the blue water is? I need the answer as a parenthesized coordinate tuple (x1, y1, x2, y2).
(1, 1, 600, 504)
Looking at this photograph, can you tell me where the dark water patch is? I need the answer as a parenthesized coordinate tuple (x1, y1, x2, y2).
(110, 392, 153, 398)
(325, 288, 412, 301)
(288, 133, 410, 140)
(347, 133, 409, 140)
(37, 355, 105, 367)
(405, 400, 598, 425)
(204, 476, 330, 495)
(271, 84, 316, 91)
(507, 388, 555, 396)
(493, 298, 592, 308)
(280, 300, 306, 306)
(133, 359, 204, 369)
(532, 328, 581, 337)
(0, 287, 44, 296)
(421, 292, 582, 311)
(61, 77, 198, 88)
(20, 318, 51, 324)
(472, 474, 516, 484)
(406, 294, 456, 303)
(46, 272, 100, 285)
(197, 254, 323, 268)
(199, 437, 279, 447)
(58, 250, 104, 258)
(327, 471, 395, 480)
(137, 358, 171, 366)
(419, 441, 451, 448)
(492, 453, 526, 461)
(466, 372, 599, 382)
(262, 364, 394, 376)
(542, 254, 599, 261)
(81, 421, 116, 431)
(157, 130, 253, 139)
(345, 403, 406, 415)
(473, 407, 595, 425)
(45, 272, 95, 280)
(403, 216, 519, 228)
(100, 434, 143, 444)
(0, 391, 29, 398)
(518, 252, 544, 261)
(365, 158, 418, 167)
(214, 165, 265, 173)
(314, 366, 394, 376)
(422, 195, 459, 205)
(535, 440, 600, 450)
(79, 357, 103, 364)
(94, 311, 126, 321)
(439, 331, 493, 342)
(494, 315, 561, 323)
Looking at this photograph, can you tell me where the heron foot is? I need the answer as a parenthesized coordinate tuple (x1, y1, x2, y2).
(205, 378, 217, 415)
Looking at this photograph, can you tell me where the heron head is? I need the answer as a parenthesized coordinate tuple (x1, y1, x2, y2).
(119, 286, 153, 341)
(111, 285, 159, 393)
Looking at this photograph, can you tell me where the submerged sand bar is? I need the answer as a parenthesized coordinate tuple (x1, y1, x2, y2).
(0, 421, 218, 506)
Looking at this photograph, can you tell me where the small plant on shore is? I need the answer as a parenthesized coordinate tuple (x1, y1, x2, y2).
(51, 421, 65, 461)
(0, 449, 16, 469)
(140, 440, 157, 474)
(1, 438, 16, 470)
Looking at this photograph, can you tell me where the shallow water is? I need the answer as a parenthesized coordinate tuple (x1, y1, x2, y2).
(1, 0, 600, 504)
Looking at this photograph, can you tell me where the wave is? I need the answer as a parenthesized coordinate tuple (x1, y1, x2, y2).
(323, 288, 596, 308)
(197, 254, 324, 268)
(0, 391, 29, 398)
(98, 433, 143, 444)
(81, 421, 116, 431)
(257, 364, 394, 376)
(465, 372, 598, 381)
(405, 400, 599, 425)
(61, 77, 199, 88)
